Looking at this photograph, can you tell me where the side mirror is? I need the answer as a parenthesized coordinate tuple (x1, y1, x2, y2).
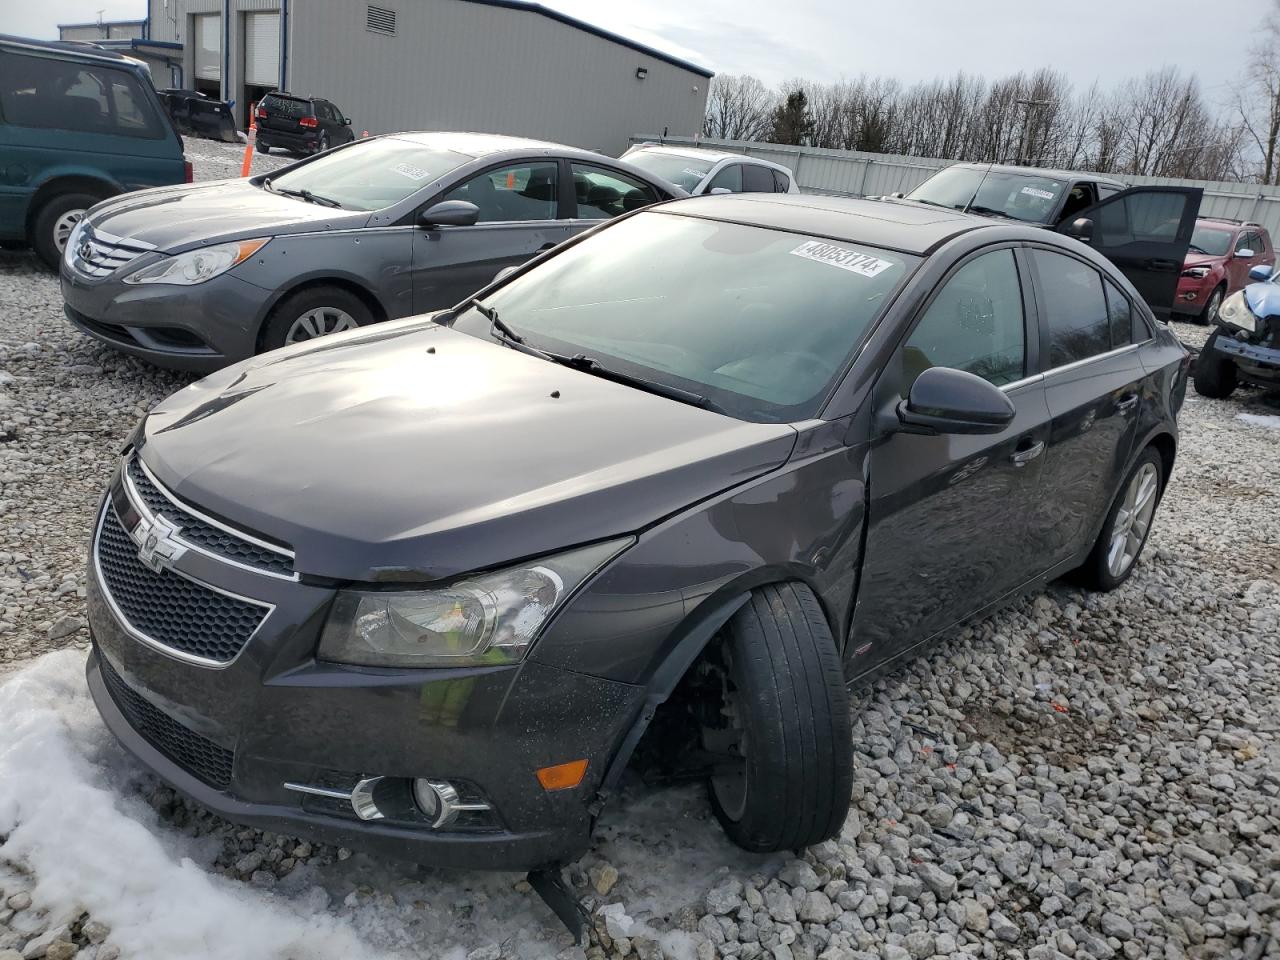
(890, 191, 905, 199)
(1066, 217, 1094, 242)
(419, 200, 479, 228)
(343, 118, 352, 126)
(708, 187, 733, 196)
(1235, 248, 1255, 259)
(1250, 263, 1274, 281)
(896, 367, 1015, 435)
(493, 265, 519, 283)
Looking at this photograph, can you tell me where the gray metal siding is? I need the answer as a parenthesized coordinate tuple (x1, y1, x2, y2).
(637, 136, 1280, 239)
(288, 0, 708, 153)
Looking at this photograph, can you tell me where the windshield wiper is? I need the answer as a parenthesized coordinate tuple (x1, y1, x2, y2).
(542, 351, 722, 413)
(275, 186, 342, 208)
(967, 205, 1016, 221)
(467, 298, 556, 362)
(1188, 244, 1209, 255)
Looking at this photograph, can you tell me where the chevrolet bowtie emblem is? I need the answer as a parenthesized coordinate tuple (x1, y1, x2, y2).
(132, 513, 187, 573)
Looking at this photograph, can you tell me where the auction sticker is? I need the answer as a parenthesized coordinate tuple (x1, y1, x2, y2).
(790, 240, 894, 277)
(1020, 186, 1056, 201)
(391, 162, 432, 181)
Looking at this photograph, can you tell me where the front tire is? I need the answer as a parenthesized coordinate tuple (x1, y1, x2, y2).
(1075, 447, 1164, 591)
(1193, 330, 1239, 399)
(260, 286, 374, 353)
(32, 192, 100, 269)
(1200, 285, 1225, 325)
(708, 582, 853, 853)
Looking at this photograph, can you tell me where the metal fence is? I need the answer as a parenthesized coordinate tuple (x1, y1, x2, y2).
(631, 135, 1280, 236)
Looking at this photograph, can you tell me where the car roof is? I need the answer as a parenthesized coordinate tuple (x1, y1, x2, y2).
(631, 144, 763, 164)
(1197, 216, 1262, 231)
(946, 161, 1127, 187)
(0, 33, 148, 66)
(657, 193, 995, 255)
(386, 130, 615, 161)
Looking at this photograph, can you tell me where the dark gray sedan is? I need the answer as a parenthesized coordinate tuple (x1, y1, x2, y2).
(59, 132, 684, 371)
(86, 194, 1190, 894)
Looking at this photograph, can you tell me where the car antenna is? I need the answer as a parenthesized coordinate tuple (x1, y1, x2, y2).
(962, 161, 996, 215)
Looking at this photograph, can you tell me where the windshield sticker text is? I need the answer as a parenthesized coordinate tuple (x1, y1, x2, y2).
(1020, 186, 1056, 201)
(391, 162, 432, 181)
(790, 240, 894, 277)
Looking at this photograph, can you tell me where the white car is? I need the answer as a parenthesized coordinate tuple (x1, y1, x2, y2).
(621, 144, 800, 196)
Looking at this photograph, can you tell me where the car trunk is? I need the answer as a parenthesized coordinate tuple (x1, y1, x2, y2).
(257, 95, 314, 136)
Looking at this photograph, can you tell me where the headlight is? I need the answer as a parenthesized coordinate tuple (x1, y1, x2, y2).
(318, 538, 631, 668)
(64, 218, 89, 267)
(123, 238, 269, 286)
(1181, 266, 1210, 279)
(1218, 290, 1257, 333)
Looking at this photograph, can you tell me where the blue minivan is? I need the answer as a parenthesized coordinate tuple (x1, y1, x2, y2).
(0, 35, 190, 268)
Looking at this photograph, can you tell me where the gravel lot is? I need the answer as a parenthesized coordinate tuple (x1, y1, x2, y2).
(1, 141, 1278, 960)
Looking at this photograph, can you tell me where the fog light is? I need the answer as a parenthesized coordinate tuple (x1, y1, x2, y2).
(412, 778, 492, 829)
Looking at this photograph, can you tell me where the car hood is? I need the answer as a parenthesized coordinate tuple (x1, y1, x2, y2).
(137, 321, 798, 582)
(88, 179, 368, 252)
(1244, 280, 1280, 319)
(1183, 252, 1223, 269)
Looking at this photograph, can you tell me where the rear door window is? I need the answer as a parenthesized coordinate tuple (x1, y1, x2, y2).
(1104, 280, 1133, 349)
(1030, 249, 1111, 367)
(741, 164, 775, 193)
(0, 52, 164, 138)
(707, 163, 743, 193)
(772, 169, 791, 192)
(571, 163, 658, 220)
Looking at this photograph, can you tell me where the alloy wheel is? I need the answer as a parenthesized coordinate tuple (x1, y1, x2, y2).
(1106, 462, 1159, 578)
(284, 306, 358, 344)
(1205, 289, 1223, 324)
(53, 210, 85, 253)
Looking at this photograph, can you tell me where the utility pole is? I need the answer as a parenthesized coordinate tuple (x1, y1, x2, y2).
(1015, 98, 1053, 164)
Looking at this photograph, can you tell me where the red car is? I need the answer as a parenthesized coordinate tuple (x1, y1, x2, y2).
(1176, 218, 1275, 323)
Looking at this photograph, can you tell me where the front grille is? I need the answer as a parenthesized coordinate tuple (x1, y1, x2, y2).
(95, 504, 268, 664)
(70, 226, 155, 279)
(98, 652, 234, 789)
(125, 456, 294, 578)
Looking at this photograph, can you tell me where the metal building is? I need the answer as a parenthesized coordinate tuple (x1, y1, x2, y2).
(122, 0, 711, 154)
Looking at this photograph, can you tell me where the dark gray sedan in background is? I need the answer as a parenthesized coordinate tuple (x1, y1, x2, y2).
(86, 194, 1189, 885)
(59, 132, 684, 371)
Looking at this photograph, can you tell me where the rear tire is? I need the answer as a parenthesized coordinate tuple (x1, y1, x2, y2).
(1074, 447, 1164, 592)
(1193, 330, 1238, 399)
(260, 285, 374, 353)
(31, 191, 100, 270)
(708, 582, 853, 853)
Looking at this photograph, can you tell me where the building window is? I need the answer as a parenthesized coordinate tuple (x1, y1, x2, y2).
(366, 5, 396, 35)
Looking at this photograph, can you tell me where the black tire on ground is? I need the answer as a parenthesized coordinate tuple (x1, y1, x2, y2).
(31, 191, 101, 270)
(315, 133, 329, 154)
(1200, 284, 1226, 325)
(1193, 330, 1239, 399)
(260, 285, 374, 354)
(1074, 446, 1165, 592)
(258, 143, 270, 154)
(708, 582, 853, 853)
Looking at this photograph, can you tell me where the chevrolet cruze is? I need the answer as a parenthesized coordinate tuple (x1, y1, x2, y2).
(86, 194, 1190, 883)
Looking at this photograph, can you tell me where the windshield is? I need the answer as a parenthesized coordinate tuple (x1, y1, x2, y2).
(624, 150, 714, 191)
(265, 138, 471, 211)
(452, 212, 918, 422)
(1189, 225, 1233, 257)
(907, 167, 1066, 223)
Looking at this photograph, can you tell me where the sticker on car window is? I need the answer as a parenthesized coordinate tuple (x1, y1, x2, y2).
(391, 162, 432, 181)
(683, 167, 707, 177)
(790, 240, 894, 277)
(1021, 186, 1056, 201)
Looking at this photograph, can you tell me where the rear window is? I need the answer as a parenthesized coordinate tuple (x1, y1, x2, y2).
(261, 94, 311, 119)
(0, 50, 165, 139)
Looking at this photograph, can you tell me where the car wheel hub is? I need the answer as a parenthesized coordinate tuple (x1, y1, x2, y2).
(285, 307, 358, 344)
(1207, 290, 1222, 322)
(1107, 462, 1158, 578)
(53, 210, 86, 252)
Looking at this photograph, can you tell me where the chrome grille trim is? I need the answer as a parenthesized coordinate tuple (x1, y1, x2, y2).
(70, 225, 157, 279)
(122, 453, 299, 582)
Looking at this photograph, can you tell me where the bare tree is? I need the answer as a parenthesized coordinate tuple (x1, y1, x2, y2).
(703, 74, 776, 142)
(1234, 0, 1280, 183)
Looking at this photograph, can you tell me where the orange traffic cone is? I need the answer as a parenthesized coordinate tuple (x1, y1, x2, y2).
(240, 115, 257, 177)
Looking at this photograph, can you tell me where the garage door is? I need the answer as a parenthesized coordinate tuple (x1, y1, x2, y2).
(194, 14, 221, 80)
(244, 12, 281, 87)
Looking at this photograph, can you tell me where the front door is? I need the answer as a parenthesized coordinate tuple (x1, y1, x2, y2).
(410, 159, 571, 313)
(1022, 247, 1146, 565)
(851, 247, 1051, 671)
(1056, 185, 1202, 320)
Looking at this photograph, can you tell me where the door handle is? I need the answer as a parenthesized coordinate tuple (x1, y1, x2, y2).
(1010, 439, 1045, 467)
(1148, 258, 1179, 272)
(1116, 393, 1139, 413)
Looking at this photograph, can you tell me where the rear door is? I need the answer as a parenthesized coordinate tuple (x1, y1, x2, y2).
(1055, 185, 1201, 320)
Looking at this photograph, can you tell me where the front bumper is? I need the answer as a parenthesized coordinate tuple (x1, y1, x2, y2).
(85, 462, 643, 870)
(1173, 275, 1215, 315)
(1212, 333, 1280, 383)
(60, 262, 270, 373)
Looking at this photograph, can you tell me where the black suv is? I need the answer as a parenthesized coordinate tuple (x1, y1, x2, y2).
(254, 92, 355, 155)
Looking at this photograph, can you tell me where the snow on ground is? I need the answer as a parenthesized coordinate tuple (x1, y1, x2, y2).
(1238, 413, 1280, 430)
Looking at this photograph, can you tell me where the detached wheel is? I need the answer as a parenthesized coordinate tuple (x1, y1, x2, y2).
(708, 582, 852, 853)
(1200, 285, 1225, 325)
(1193, 330, 1238, 399)
(261, 285, 373, 353)
(1076, 447, 1164, 592)
(32, 192, 100, 269)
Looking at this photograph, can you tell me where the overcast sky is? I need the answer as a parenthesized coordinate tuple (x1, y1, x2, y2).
(13, 0, 1257, 106)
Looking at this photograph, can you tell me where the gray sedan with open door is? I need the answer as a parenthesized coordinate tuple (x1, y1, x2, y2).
(58, 132, 684, 371)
